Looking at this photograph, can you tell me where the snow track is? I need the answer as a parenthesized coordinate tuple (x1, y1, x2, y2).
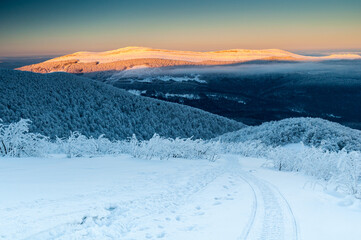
(238, 169, 298, 240)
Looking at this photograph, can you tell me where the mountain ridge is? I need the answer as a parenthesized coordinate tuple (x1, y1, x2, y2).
(17, 47, 361, 74)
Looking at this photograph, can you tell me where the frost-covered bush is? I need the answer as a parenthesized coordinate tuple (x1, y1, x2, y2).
(62, 132, 100, 158)
(127, 134, 219, 161)
(265, 145, 338, 179)
(0, 119, 48, 157)
(55, 132, 128, 158)
(219, 118, 361, 151)
(332, 151, 361, 196)
(0, 120, 220, 161)
(254, 144, 361, 196)
(52, 133, 218, 160)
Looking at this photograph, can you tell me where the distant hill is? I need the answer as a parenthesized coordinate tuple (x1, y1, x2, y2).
(16, 47, 361, 75)
(0, 69, 244, 140)
(218, 117, 361, 151)
(0, 55, 58, 70)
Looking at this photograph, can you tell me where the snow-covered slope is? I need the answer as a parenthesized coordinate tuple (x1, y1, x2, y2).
(43, 47, 306, 63)
(16, 47, 361, 74)
(1, 154, 361, 240)
(218, 118, 361, 151)
(38, 47, 361, 63)
(0, 69, 243, 140)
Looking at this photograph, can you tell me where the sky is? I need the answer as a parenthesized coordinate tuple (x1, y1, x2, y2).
(0, 0, 361, 56)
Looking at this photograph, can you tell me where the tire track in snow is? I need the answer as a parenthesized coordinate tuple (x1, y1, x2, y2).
(238, 174, 258, 240)
(238, 170, 298, 240)
(266, 180, 299, 240)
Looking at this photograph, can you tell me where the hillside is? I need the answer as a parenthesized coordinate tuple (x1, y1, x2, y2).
(16, 47, 361, 74)
(0, 69, 244, 140)
(218, 117, 361, 151)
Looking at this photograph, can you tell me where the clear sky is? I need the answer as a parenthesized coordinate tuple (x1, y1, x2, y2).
(0, 0, 360, 56)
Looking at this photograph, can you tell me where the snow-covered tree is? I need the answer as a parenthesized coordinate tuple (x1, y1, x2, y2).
(0, 119, 47, 157)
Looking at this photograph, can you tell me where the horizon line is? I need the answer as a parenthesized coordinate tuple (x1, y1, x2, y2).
(1, 47, 361, 58)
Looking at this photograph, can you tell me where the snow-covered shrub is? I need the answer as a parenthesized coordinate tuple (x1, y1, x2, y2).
(0, 119, 48, 157)
(0, 120, 221, 160)
(257, 144, 361, 196)
(57, 132, 128, 158)
(127, 134, 219, 161)
(332, 151, 361, 196)
(265, 145, 337, 179)
(64, 132, 96, 158)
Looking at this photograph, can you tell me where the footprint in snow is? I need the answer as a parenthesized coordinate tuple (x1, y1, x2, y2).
(184, 225, 197, 231)
(105, 206, 117, 211)
(195, 211, 205, 216)
(157, 232, 165, 238)
(138, 226, 149, 231)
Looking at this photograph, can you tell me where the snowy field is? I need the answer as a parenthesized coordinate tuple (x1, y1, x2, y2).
(1, 154, 361, 240)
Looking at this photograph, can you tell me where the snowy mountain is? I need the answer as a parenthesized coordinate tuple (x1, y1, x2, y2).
(0, 69, 244, 140)
(16, 47, 361, 74)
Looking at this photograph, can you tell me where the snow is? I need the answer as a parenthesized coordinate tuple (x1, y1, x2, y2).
(138, 75, 206, 84)
(1, 154, 361, 240)
(163, 93, 201, 100)
(127, 89, 147, 96)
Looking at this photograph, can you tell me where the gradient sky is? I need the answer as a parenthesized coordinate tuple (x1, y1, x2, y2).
(1, 0, 361, 56)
